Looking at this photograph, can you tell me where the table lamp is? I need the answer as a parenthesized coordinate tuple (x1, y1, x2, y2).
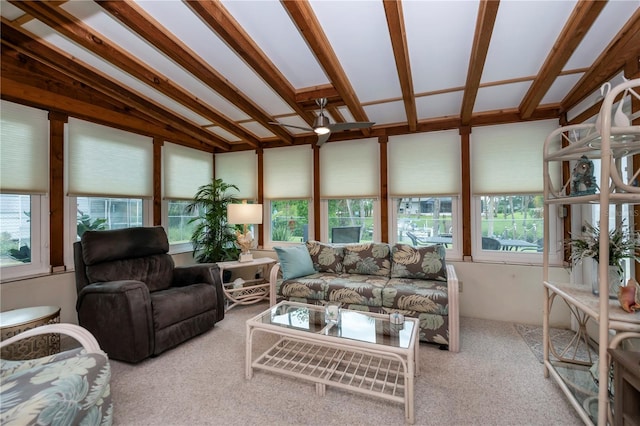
(227, 203, 263, 262)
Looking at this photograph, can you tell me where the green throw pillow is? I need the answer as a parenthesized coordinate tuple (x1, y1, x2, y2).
(274, 245, 316, 280)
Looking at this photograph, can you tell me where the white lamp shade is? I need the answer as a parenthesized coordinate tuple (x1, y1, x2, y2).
(227, 204, 263, 225)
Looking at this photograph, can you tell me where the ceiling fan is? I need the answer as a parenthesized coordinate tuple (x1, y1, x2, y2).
(269, 98, 375, 147)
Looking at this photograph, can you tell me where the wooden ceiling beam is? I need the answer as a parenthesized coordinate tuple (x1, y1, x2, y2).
(95, 0, 292, 145)
(460, 0, 500, 126)
(562, 8, 640, 112)
(2, 78, 212, 152)
(10, 0, 257, 148)
(520, 0, 606, 119)
(0, 18, 230, 150)
(295, 85, 341, 104)
(383, 0, 417, 132)
(185, 0, 316, 127)
(282, 0, 371, 136)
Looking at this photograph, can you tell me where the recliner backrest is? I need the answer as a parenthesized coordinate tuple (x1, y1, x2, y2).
(75, 227, 174, 292)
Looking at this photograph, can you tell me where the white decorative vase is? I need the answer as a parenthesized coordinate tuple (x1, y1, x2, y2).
(591, 261, 623, 299)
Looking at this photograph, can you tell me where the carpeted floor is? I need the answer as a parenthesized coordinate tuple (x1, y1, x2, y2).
(108, 303, 582, 426)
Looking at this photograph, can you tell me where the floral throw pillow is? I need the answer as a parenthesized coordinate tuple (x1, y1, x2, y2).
(306, 241, 344, 273)
(342, 243, 391, 277)
(390, 243, 447, 281)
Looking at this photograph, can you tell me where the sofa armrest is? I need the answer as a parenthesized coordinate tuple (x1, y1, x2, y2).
(173, 263, 224, 321)
(0, 323, 103, 355)
(269, 263, 282, 306)
(446, 264, 460, 352)
(77, 280, 153, 363)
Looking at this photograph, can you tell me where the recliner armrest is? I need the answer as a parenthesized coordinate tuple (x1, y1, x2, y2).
(76, 280, 153, 363)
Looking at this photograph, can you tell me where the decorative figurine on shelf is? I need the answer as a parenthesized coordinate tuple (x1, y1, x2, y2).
(571, 155, 598, 196)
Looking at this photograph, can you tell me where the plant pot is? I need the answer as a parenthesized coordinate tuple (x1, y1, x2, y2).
(591, 261, 623, 299)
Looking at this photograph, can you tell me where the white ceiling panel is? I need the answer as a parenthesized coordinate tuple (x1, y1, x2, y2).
(540, 73, 583, 105)
(309, 0, 401, 103)
(404, 1, 479, 93)
(61, 0, 251, 123)
(220, 0, 328, 89)
(474, 81, 532, 112)
(364, 101, 407, 126)
(566, 71, 627, 122)
(22, 21, 214, 127)
(134, 0, 294, 116)
(564, 1, 639, 71)
(272, 116, 313, 135)
(416, 91, 464, 120)
(207, 127, 242, 143)
(240, 121, 276, 139)
(0, 1, 25, 20)
(482, 0, 577, 83)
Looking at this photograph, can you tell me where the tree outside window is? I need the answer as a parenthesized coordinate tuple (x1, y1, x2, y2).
(271, 200, 308, 243)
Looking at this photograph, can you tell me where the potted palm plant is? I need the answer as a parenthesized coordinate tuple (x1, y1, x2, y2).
(185, 178, 240, 264)
(567, 220, 640, 298)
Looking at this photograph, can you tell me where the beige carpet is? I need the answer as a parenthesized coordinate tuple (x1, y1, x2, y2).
(109, 303, 581, 426)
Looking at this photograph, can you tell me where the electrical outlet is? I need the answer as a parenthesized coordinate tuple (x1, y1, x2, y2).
(458, 281, 463, 292)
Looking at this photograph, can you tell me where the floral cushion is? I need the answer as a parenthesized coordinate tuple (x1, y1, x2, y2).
(306, 241, 344, 273)
(383, 277, 448, 314)
(0, 348, 113, 425)
(342, 243, 391, 277)
(390, 243, 447, 281)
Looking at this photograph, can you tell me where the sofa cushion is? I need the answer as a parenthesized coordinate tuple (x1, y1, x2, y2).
(383, 277, 448, 314)
(274, 245, 316, 280)
(390, 243, 447, 281)
(277, 272, 387, 307)
(342, 243, 391, 277)
(306, 241, 344, 273)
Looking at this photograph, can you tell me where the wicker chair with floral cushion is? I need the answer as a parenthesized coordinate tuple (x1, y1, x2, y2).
(0, 323, 113, 425)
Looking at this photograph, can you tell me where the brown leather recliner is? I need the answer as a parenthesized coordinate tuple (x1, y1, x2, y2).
(74, 226, 224, 363)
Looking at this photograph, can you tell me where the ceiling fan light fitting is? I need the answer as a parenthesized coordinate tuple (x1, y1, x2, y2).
(314, 126, 330, 135)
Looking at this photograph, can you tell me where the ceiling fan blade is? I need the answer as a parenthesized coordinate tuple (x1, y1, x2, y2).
(268, 121, 313, 132)
(316, 132, 331, 147)
(328, 121, 375, 132)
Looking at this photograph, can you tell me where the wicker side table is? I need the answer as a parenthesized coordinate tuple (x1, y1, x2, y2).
(0, 306, 61, 360)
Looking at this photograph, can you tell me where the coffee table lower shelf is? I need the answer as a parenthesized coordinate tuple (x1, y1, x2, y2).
(247, 335, 414, 424)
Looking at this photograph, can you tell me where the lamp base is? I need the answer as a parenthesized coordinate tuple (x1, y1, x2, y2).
(238, 252, 253, 263)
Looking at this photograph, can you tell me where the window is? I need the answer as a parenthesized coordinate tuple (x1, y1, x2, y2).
(328, 199, 375, 243)
(163, 143, 213, 248)
(388, 131, 461, 257)
(0, 101, 50, 279)
(270, 200, 309, 243)
(471, 120, 558, 263)
(76, 197, 144, 238)
(320, 139, 379, 241)
(264, 146, 313, 245)
(0, 195, 48, 278)
(67, 119, 153, 265)
(477, 195, 543, 250)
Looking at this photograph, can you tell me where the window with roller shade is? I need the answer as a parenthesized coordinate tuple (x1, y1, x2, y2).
(0, 101, 50, 279)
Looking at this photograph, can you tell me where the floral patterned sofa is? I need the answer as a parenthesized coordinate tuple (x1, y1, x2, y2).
(270, 241, 459, 352)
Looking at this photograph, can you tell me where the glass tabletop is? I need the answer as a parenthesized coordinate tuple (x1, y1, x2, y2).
(255, 302, 416, 349)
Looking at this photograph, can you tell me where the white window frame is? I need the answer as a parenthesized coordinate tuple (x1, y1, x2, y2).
(389, 196, 462, 261)
(163, 199, 196, 254)
(320, 199, 380, 243)
(65, 196, 151, 271)
(471, 196, 562, 265)
(1, 195, 50, 280)
(263, 199, 313, 248)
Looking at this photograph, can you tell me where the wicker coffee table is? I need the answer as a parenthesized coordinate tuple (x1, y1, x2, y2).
(245, 301, 419, 424)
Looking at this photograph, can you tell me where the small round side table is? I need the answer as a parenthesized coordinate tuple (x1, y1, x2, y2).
(0, 306, 61, 360)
